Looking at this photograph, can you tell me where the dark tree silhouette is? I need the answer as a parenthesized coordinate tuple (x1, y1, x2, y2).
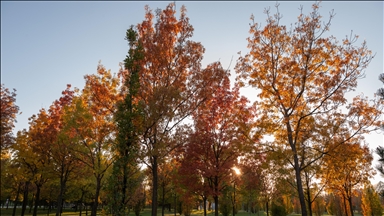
(375, 146, 384, 177)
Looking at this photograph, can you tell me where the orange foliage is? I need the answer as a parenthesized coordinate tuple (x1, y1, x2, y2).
(235, 2, 382, 216)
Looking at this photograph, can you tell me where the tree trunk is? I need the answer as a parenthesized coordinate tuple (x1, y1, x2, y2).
(21, 181, 30, 216)
(162, 181, 165, 216)
(12, 182, 22, 216)
(121, 157, 128, 214)
(91, 177, 101, 216)
(33, 186, 41, 216)
(348, 196, 354, 216)
(305, 175, 312, 216)
(56, 180, 66, 216)
(174, 194, 176, 216)
(286, 119, 308, 216)
(214, 195, 219, 216)
(29, 193, 34, 213)
(266, 201, 269, 216)
(79, 189, 85, 216)
(203, 196, 207, 216)
(151, 156, 158, 216)
(342, 195, 347, 216)
(293, 156, 307, 216)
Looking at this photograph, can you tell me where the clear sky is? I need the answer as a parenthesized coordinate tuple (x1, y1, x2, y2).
(1, 1, 383, 183)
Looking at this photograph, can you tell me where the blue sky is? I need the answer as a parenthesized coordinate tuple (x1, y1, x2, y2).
(1, 1, 383, 182)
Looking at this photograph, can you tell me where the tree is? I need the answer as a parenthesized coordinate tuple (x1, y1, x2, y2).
(1, 84, 20, 199)
(377, 73, 384, 100)
(322, 142, 374, 216)
(127, 4, 227, 216)
(62, 64, 119, 216)
(35, 84, 79, 216)
(1, 84, 19, 151)
(361, 184, 383, 216)
(180, 74, 255, 216)
(375, 146, 384, 177)
(235, 2, 382, 216)
(238, 153, 265, 215)
(12, 128, 52, 216)
(106, 26, 144, 216)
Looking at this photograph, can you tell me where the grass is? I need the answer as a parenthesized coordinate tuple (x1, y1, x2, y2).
(0, 208, 269, 216)
(5, 208, 362, 216)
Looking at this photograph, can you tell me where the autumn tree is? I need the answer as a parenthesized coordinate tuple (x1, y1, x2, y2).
(1, 84, 20, 199)
(238, 158, 263, 214)
(322, 141, 374, 216)
(9, 130, 32, 216)
(179, 74, 255, 216)
(361, 183, 383, 216)
(1, 84, 19, 151)
(235, 2, 382, 216)
(12, 126, 53, 216)
(124, 4, 227, 216)
(31, 84, 80, 216)
(61, 64, 120, 216)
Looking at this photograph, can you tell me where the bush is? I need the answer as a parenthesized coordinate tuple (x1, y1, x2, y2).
(271, 202, 287, 216)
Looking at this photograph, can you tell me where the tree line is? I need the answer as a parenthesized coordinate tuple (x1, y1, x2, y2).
(1, 2, 384, 216)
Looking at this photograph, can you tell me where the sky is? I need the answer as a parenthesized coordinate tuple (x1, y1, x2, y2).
(1, 1, 383, 183)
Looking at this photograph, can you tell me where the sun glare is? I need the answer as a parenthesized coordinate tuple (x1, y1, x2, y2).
(232, 167, 241, 175)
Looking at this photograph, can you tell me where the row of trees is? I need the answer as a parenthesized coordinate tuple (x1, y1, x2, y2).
(2, 2, 384, 216)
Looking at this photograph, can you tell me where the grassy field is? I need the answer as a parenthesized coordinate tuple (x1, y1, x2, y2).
(1, 208, 366, 216)
(0, 208, 268, 216)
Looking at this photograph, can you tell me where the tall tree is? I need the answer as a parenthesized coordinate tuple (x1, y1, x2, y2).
(36, 84, 79, 216)
(1, 84, 20, 196)
(127, 4, 227, 216)
(235, 2, 382, 215)
(322, 141, 374, 216)
(62, 64, 119, 216)
(1, 84, 19, 151)
(13, 127, 52, 216)
(180, 75, 255, 216)
(361, 183, 383, 216)
(107, 26, 144, 216)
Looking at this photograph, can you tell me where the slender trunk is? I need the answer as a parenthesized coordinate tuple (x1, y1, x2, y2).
(162, 182, 165, 216)
(286, 119, 308, 216)
(208, 200, 211, 211)
(343, 195, 348, 216)
(79, 190, 85, 216)
(214, 175, 219, 216)
(174, 194, 177, 216)
(12, 182, 22, 216)
(56, 180, 66, 216)
(348, 196, 354, 216)
(91, 177, 101, 216)
(203, 196, 207, 216)
(21, 181, 30, 216)
(305, 175, 312, 216)
(151, 156, 158, 216)
(293, 162, 307, 216)
(33, 186, 41, 216)
(29, 193, 34, 213)
(214, 195, 219, 216)
(266, 201, 269, 216)
(121, 155, 128, 214)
